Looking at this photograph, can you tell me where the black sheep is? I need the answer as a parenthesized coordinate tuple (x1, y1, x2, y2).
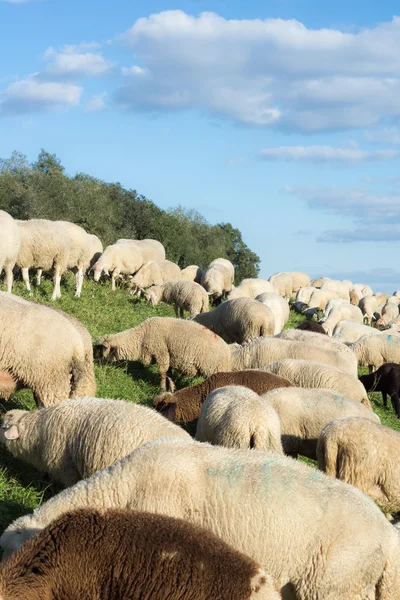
(296, 321, 327, 335)
(359, 363, 400, 417)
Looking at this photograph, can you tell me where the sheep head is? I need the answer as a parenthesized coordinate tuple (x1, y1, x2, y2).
(0, 410, 28, 444)
(93, 336, 119, 361)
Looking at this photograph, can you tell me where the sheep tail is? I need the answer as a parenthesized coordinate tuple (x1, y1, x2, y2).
(70, 357, 96, 398)
(316, 434, 338, 477)
(249, 426, 280, 452)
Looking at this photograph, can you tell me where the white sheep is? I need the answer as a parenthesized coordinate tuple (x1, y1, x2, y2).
(56, 221, 92, 297)
(2, 439, 400, 599)
(0, 210, 21, 294)
(358, 295, 380, 325)
(268, 272, 292, 300)
(145, 280, 209, 317)
(255, 292, 289, 334)
(195, 386, 283, 453)
(286, 271, 310, 293)
(321, 280, 350, 301)
(16, 219, 70, 300)
(303, 288, 339, 316)
(180, 264, 202, 283)
(263, 387, 379, 459)
(293, 286, 316, 312)
(193, 298, 275, 344)
(87, 233, 103, 271)
(94, 317, 231, 391)
(310, 276, 331, 288)
(351, 333, 400, 371)
(201, 258, 235, 302)
(227, 279, 275, 301)
(130, 260, 181, 296)
(0, 397, 191, 487)
(317, 416, 400, 512)
(332, 320, 387, 344)
(377, 300, 400, 326)
(116, 238, 166, 262)
(319, 301, 364, 335)
(264, 359, 371, 406)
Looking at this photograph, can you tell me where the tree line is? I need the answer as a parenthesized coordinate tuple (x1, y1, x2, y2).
(0, 150, 260, 282)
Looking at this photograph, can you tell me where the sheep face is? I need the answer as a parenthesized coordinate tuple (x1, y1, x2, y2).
(92, 264, 104, 282)
(93, 338, 119, 361)
(0, 410, 27, 445)
(145, 289, 159, 306)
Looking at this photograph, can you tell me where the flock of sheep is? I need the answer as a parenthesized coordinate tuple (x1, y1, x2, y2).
(2, 209, 400, 598)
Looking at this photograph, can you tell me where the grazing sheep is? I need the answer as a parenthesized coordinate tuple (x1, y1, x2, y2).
(319, 301, 364, 336)
(16, 219, 69, 300)
(146, 280, 208, 317)
(317, 417, 400, 512)
(304, 288, 339, 314)
(332, 319, 383, 344)
(255, 293, 289, 334)
(130, 259, 181, 296)
(0, 211, 20, 294)
(2, 439, 400, 599)
(154, 370, 294, 423)
(196, 386, 283, 453)
(264, 359, 371, 406)
(0, 508, 279, 600)
(295, 321, 326, 334)
(351, 333, 400, 372)
(0, 398, 191, 487)
(263, 387, 379, 459)
(116, 238, 166, 262)
(286, 271, 310, 293)
(227, 279, 275, 301)
(359, 295, 380, 325)
(321, 280, 350, 301)
(374, 292, 390, 304)
(359, 363, 400, 417)
(0, 292, 94, 407)
(56, 221, 91, 297)
(268, 272, 292, 300)
(181, 264, 202, 283)
(310, 276, 331, 288)
(377, 300, 400, 326)
(87, 233, 103, 272)
(201, 258, 235, 302)
(193, 298, 275, 344)
(231, 336, 354, 375)
(94, 317, 231, 391)
(293, 286, 316, 312)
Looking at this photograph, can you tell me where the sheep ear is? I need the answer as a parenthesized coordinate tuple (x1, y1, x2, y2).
(4, 425, 19, 440)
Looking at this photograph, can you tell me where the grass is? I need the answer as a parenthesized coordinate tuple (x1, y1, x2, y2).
(0, 277, 399, 534)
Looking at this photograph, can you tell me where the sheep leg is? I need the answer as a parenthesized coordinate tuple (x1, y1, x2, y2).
(36, 269, 43, 286)
(382, 391, 388, 408)
(390, 393, 400, 418)
(75, 267, 84, 298)
(179, 307, 184, 318)
(111, 271, 119, 292)
(368, 365, 374, 374)
(4, 264, 13, 293)
(22, 267, 31, 292)
(51, 269, 62, 300)
(173, 304, 179, 317)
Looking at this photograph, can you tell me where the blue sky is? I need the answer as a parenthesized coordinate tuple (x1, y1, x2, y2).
(1, 0, 400, 292)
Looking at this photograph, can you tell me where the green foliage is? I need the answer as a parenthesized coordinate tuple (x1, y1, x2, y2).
(0, 149, 260, 277)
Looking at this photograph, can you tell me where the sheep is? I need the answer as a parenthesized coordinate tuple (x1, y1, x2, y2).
(351, 333, 400, 373)
(264, 359, 371, 406)
(94, 317, 231, 391)
(0, 211, 20, 294)
(130, 260, 182, 296)
(195, 386, 283, 453)
(286, 271, 310, 293)
(92, 243, 147, 291)
(332, 319, 383, 344)
(116, 238, 166, 262)
(255, 293, 289, 334)
(310, 276, 331, 288)
(87, 233, 103, 271)
(145, 280, 209, 317)
(359, 295, 380, 325)
(317, 416, 400, 512)
(0, 292, 95, 407)
(227, 279, 275, 301)
(374, 292, 390, 304)
(55, 221, 92, 297)
(16, 219, 69, 300)
(295, 321, 327, 334)
(394, 290, 400, 298)
(201, 258, 235, 303)
(304, 288, 339, 315)
(231, 336, 355, 376)
(193, 298, 275, 344)
(377, 300, 400, 326)
(293, 286, 316, 312)
(0, 508, 279, 600)
(153, 370, 294, 423)
(321, 280, 350, 301)
(263, 387, 379, 459)
(319, 301, 364, 335)
(268, 272, 292, 300)
(359, 363, 400, 417)
(0, 397, 191, 486)
(2, 439, 400, 599)
(180, 264, 202, 283)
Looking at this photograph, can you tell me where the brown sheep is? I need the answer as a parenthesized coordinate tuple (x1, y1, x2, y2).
(0, 508, 279, 600)
(154, 370, 294, 423)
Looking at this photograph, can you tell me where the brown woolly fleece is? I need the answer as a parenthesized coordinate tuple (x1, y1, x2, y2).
(0, 508, 276, 600)
(154, 370, 294, 423)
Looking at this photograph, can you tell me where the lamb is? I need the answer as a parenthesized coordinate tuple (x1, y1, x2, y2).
(321, 280, 350, 301)
(0, 292, 95, 407)
(263, 387, 379, 459)
(295, 321, 327, 334)
(377, 300, 400, 326)
(317, 417, 400, 512)
(193, 298, 275, 344)
(293, 286, 316, 312)
(195, 386, 283, 453)
(231, 336, 355, 376)
(180, 264, 202, 283)
(2, 439, 400, 599)
(351, 333, 400, 372)
(264, 359, 371, 406)
(255, 293, 289, 334)
(0, 397, 191, 487)
(146, 280, 209, 317)
(286, 271, 310, 293)
(268, 272, 292, 300)
(94, 317, 231, 391)
(0, 508, 279, 600)
(0, 211, 20, 294)
(153, 370, 294, 423)
(319, 301, 364, 335)
(56, 221, 92, 297)
(201, 258, 235, 303)
(227, 279, 274, 301)
(130, 260, 182, 296)
(16, 219, 69, 300)
(359, 363, 400, 417)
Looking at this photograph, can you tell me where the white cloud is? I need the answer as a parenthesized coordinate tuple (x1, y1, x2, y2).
(40, 46, 113, 79)
(114, 11, 400, 131)
(0, 78, 82, 114)
(365, 127, 400, 144)
(84, 92, 106, 113)
(260, 145, 398, 164)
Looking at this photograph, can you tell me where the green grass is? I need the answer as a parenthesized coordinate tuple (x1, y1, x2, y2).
(0, 279, 399, 534)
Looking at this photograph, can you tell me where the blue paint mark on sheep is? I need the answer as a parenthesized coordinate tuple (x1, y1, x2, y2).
(207, 462, 244, 483)
(333, 394, 345, 406)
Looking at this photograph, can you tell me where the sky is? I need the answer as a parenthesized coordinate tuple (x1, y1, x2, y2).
(1, 0, 400, 292)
